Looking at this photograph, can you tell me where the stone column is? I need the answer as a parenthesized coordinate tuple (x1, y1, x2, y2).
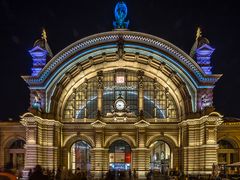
(91, 120, 107, 179)
(72, 88, 76, 120)
(84, 79, 88, 120)
(20, 115, 39, 179)
(91, 148, 108, 179)
(153, 78, 157, 119)
(137, 71, 144, 114)
(134, 121, 150, 179)
(132, 148, 150, 179)
(97, 71, 103, 113)
(165, 88, 169, 118)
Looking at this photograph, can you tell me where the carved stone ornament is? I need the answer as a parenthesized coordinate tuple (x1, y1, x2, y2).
(91, 120, 106, 128)
(134, 119, 150, 128)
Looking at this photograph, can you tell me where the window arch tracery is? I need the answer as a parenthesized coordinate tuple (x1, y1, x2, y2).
(63, 69, 178, 121)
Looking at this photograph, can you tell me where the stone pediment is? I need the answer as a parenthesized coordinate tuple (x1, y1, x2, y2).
(91, 120, 106, 128)
(134, 119, 150, 128)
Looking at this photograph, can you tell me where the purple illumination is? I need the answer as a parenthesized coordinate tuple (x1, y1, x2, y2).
(29, 46, 48, 76)
(195, 44, 215, 75)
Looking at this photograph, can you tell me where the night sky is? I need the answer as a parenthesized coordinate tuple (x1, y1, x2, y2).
(0, 0, 239, 120)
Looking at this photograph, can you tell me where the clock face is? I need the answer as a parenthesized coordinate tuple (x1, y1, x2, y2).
(115, 100, 125, 111)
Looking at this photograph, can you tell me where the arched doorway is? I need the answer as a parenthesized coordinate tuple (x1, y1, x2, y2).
(218, 139, 239, 165)
(70, 140, 91, 172)
(109, 140, 131, 171)
(5, 139, 25, 170)
(149, 141, 171, 174)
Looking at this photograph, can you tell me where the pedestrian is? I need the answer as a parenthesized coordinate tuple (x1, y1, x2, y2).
(56, 167, 61, 180)
(133, 169, 137, 179)
(29, 165, 49, 180)
(129, 169, 132, 179)
(28, 169, 32, 178)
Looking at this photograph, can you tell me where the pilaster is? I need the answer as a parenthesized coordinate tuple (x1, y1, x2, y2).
(91, 119, 106, 179)
(134, 120, 150, 179)
(97, 71, 103, 113)
(179, 112, 223, 175)
(137, 70, 144, 113)
(20, 113, 62, 178)
(91, 148, 108, 179)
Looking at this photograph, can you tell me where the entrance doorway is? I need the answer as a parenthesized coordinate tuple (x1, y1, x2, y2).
(109, 140, 131, 171)
(70, 141, 91, 172)
(150, 141, 171, 174)
(6, 139, 25, 170)
(218, 139, 239, 174)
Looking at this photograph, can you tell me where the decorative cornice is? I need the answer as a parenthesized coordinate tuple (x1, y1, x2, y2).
(20, 112, 63, 127)
(22, 31, 221, 87)
(179, 111, 223, 126)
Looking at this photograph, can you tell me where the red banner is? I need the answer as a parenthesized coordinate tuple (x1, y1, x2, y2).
(125, 153, 131, 163)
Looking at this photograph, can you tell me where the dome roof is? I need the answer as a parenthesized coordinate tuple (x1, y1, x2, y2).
(32, 29, 53, 57)
(33, 39, 46, 49)
(197, 37, 210, 48)
(33, 38, 53, 57)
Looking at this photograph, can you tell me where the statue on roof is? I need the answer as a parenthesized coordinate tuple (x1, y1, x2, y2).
(190, 27, 210, 58)
(113, 1, 129, 29)
(33, 28, 53, 58)
(196, 27, 202, 40)
(42, 28, 47, 41)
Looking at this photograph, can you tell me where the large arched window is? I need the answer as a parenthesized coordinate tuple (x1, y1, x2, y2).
(218, 139, 239, 165)
(64, 77, 98, 119)
(63, 69, 178, 121)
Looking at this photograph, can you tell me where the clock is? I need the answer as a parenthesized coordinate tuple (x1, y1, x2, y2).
(115, 99, 126, 111)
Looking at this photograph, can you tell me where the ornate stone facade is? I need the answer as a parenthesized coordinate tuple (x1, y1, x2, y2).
(0, 2, 240, 179)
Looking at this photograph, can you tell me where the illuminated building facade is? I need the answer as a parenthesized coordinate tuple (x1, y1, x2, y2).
(0, 1, 240, 179)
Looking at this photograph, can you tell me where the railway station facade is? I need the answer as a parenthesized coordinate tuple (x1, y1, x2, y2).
(0, 1, 240, 179)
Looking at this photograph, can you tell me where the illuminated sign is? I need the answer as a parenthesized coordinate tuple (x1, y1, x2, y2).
(116, 76, 125, 84)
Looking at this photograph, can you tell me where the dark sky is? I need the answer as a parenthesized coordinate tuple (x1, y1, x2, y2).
(0, 0, 239, 120)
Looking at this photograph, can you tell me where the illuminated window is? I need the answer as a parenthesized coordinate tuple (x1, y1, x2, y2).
(63, 69, 178, 121)
(116, 76, 125, 83)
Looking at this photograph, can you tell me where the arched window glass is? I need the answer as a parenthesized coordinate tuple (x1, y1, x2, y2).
(218, 139, 238, 165)
(63, 69, 178, 121)
(218, 140, 234, 149)
(64, 78, 98, 120)
(9, 139, 25, 149)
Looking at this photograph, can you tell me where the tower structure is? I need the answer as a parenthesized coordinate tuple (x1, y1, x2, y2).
(29, 29, 53, 76)
(190, 27, 215, 75)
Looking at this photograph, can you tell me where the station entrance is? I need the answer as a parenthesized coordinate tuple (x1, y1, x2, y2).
(109, 140, 131, 171)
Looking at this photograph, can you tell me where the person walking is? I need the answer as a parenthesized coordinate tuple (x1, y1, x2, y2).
(29, 165, 49, 180)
